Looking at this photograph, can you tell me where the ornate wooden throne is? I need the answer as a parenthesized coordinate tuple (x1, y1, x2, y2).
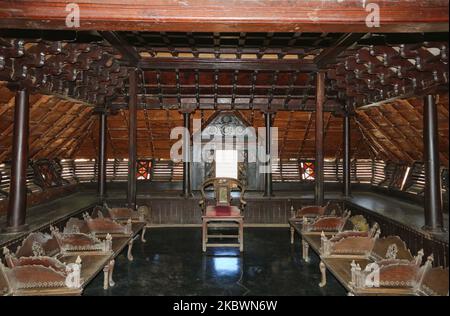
(199, 177, 246, 252)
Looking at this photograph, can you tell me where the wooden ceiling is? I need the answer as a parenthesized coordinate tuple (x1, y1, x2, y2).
(1, 30, 447, 112)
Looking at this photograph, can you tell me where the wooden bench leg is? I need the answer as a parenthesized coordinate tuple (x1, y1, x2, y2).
(202, 220, 207, 252)
(319, 261, 327, 287)
(302, 240, 310, 262)
(290, 226, 295, 245)
(109, 259, 115, 287)
(141, 226, 147, 243)
(103, 264, 110, 290)
(127, 239, 134, 261)
(239, 220, 244, 252)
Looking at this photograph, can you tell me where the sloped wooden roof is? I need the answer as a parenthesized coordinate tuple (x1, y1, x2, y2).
(0, 82, 95, 162)
(0, 81, 448, 166)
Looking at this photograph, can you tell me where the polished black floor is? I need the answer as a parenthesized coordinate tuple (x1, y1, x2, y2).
(83, 228, 346, 296)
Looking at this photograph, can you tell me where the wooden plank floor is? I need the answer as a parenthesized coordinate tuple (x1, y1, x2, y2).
(0, 192, 97, 246)
(346, 192, 449, 243)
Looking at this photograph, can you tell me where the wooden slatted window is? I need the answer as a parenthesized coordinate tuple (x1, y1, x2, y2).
(355, 159, 373, 184)
(74, 159, 97, 183)
(403, 162, 426, 195)
(27, 167, 42, 193)
(60, 159, 78, 184)
(0, 163, 10, 200)
(151, 159, 174, 182)
(108, 159, 128, 182)
(171, 162, 184, 182)
(372, 160, 386, 185)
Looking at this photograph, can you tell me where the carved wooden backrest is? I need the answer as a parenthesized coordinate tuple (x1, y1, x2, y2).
(304, 210, 351, 232)
(0, 257, 82, 291)
(200, 177, 246, 211)
(83, 213, 132, 235)
(295, 201, 331, 218)
(50, 225, 112, 254)
(14, 232, 60, 258)
(420, 267, 449, 296)
(64, 217, 90, 234)
(321, 223, 381, 257)
(371, 236, 414, 261)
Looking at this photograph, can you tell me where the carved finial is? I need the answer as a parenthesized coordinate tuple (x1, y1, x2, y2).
(2, 247, 10, 256)
(321, 231, 326, 239)
(75, 256, 82, 265)
(350, 260, 356, 270)
(427, 254, 434, 264)
(374, 229, 381, 239)
(106, 233, 112, 241)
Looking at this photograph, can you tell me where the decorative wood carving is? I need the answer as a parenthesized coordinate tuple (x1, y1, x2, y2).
(0, 256, 82, 291)
(302, 210, 351, 234)
(50, 225, 113, 255)
(320, 223, 381, 258)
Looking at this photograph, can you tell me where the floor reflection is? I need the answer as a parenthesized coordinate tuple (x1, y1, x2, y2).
(83, 228, 347, 296)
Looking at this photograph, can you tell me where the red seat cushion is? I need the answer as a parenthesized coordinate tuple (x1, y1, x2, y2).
(205, 205, 241, 217)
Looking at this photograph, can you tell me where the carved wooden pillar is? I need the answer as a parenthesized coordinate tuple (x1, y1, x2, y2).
(315, 72, 325, 206)
(127, 69, 138, 209)
(181, 110, 192, 197)
(263, 111, 274, 197)
(423, 94, 444, 232)
(97, 110, 108, 203)
(4, 88, 30, 232)
(343, 110, 351, 197)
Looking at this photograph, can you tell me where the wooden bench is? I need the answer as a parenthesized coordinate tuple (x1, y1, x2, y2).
(98, 203, 149, 242)
(1, 210, 146, 295)
(290, 211, 353, 262)
(294, 222, 449, 296)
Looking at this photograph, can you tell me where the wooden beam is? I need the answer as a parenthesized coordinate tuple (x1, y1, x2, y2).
(138, 58, 317, 72)
(107, 100, 342, 112)
(315, 33, 366, 69)
(99, 31, 140, 65)
(0, 1, 447, 32)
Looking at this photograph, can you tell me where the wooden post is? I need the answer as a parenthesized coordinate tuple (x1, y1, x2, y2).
(343, 110, 351, 197)
(97, 110, 108, 203)
(263, 111, 274, 197)
(4, 88, 30, 232)
(182, 111, 192, 197)
(423, 94, 444, 232)
(315, 72, 325, 205)
(127, 69, 137, 209)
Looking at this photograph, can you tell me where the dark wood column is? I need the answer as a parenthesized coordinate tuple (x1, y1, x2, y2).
(181, 110, 192, 198)
(263, 111, 274, 197)
(423, 94, 444, 232)
(97, 110, 108, 203)
(127, 69, 138, 209)
(4, 88, 30, 232)
(315, 72, 325, 205)
(343, 110, 351, 197)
